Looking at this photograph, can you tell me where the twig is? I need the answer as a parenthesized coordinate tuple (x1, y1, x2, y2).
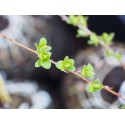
(0, 33, 38, 56)
(0, 32, 125, 102)
(103, 86, 125, 102)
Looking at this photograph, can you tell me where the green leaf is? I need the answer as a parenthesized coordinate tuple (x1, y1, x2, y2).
(113, 52, 122, 61)
(39, 38, 47, 46)
(87, 83, 94, 93)
(35, 59, 41, 67)
(38, 46, 51, 52)
(67, 15, 88, 27)
(56, 56, 75, 72)
(64, 63, 71, 68)
(67, 66, 76, 72)
(39, 51, 51, 61)
(56, 61, 64, 71)
(86, 63, 94, 71)
(70, 59, 75, 64)
(41, 59, 51, 69)
(88, 33, 99, 46)
(100, 32, 115, 45)
(46, 46, 52, 51)
(86, 71, 95, 79)
(77, 29, 88, 38)
(80, 63, 95, 79)
(35, 37, 52, 54)
(68, 15, 79, 26)
(78, 16, 88, 26)
(87, 79, 103, 93)
(35, 37, 52, 70)
(64, 56, 69, 61)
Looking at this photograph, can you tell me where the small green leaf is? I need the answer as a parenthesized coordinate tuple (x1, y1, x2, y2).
(41, 59, 51, 69)
(64, 63, 71, 68)
(66, 15, 88, 27)
(56, 61, 64, 71)
(35, 37, 52, 70)
(88, 33, 99, 46)
(46, 46, 52, 51)
(87, 79, 103, 93)
(87, 83, 94, 93)
(35, 59, 41, 67)
(86, 63, 94, 71)
(78, 16, 88, 26)
(38, 46, 52, 53)
(64, 56, 69, 61)
(39, 51, 51, 61)
(77, 29, 88, 38)
(100, 32, 115, 45)
(67, 66, 76, 72)
(67, 15, 79, 26)
(39, 38, 47, 46)
(35, 37, 52, 54)
(80, 63, 95, 79)
(56, 56, 75, 72)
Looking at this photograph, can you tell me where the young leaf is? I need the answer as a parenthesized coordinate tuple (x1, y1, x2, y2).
(67, 15, 79, 26)
(35, 59, 41, 67)
(64, 56, 69, 61)
(39, 51, 51, 62)
(35, 37, 52, 53)
(100, 32, 115, 45)
(41, 59, 51, 69)
(56, 56, 75, 72)
(87, 83, 94, 93)
(88, 33, 99, 46)
(77, 29, 89, 38)
(35, 37, 52, 69)
(87, 79, 103, 93)
(56, 61, 64, 71)
(80, 63, 95, 79)
(66, 15, 88, 27)
(77, 16, 88, 27)
(39, 38, 47, 46)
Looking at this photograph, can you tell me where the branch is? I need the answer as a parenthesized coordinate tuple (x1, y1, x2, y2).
(0, 32, 125, 103)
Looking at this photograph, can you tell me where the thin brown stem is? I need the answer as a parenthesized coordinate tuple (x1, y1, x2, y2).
(103, 86, 125, 102)
(0, 33, 38, 56)
(50, 59, 57, 65)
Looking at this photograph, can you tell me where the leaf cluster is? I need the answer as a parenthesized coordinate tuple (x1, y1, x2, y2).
(56, 56, 75, 72)
(87, 79, 103, 93)
(35, 38, 52, 69)
(80, 63, 95, 79)
(66, 15, 88, 27)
